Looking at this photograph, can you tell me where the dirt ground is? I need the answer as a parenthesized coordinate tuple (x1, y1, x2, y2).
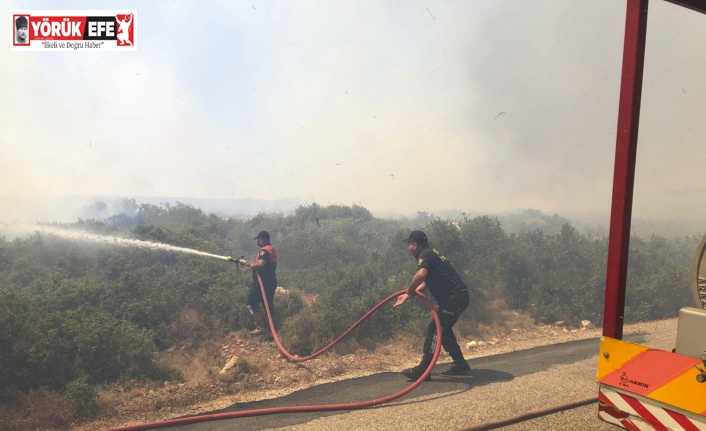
(70, 317, 672, 431)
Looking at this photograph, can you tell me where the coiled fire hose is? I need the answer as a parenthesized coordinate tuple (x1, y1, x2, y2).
(104, 269, 443, 431)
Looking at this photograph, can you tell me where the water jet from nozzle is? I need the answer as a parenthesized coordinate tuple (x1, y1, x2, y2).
(31, 225, 232, 261)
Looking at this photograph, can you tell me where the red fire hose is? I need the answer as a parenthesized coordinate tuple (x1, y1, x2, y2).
(254, 273, 433, 363)
(103, 271, 596, 431)
(459, 397, 599, 431)
(104, 273, 443, 431)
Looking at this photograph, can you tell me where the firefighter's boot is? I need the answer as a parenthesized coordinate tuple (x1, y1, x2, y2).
(249, 312, 266, 336)
(401, 355, 433, 381)
(442, 359, 472, 376)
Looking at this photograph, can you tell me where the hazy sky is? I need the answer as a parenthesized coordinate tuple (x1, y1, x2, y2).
(2, 1, 705, 222)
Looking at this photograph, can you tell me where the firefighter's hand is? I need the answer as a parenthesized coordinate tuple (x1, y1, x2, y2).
(393, 294, 410, 307)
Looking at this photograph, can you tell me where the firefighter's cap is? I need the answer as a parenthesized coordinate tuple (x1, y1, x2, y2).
(254, 231, 270, 241)
(405, 230, 428, 246)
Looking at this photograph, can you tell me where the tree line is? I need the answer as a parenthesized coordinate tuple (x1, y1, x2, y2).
(0, 200, 698, 424)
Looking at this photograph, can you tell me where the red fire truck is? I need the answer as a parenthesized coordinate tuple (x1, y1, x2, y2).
(597, 1, 706, 429)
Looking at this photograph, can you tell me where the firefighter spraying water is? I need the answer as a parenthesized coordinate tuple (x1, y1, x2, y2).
(37, 225, 279, 338)
(233, 231, 278, 337)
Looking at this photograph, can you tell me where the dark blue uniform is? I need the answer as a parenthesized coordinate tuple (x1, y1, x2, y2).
(247, 245, 278, 315)
(415, 246, 469, 362)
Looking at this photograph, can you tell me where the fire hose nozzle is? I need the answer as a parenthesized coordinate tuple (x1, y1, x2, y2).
(227, 255, 248, 266)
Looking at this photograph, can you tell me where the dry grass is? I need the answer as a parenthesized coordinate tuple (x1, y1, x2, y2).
(453, 298, 537, 340)
(1, 388, 75, 431)
(157, 339, 222, 385)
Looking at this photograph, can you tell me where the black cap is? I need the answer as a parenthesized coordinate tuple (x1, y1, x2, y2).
(254, 230, 270, 240)
(405, 230, 428, 246)
(16, 16, 28, 29)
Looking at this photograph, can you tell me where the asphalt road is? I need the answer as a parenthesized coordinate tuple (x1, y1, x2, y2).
(165, 332, 652, 431)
